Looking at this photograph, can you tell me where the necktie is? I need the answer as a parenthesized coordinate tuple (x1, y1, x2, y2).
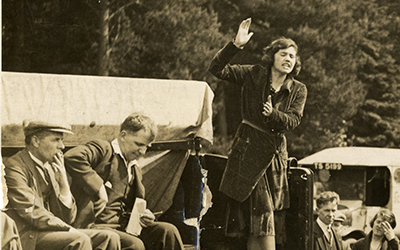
(44, 162, 57, 185)
(327, 225, 333, 245)
(37, 164, 51, 185)
(124, 164, 136, 200)
(129, 164, 136, 185)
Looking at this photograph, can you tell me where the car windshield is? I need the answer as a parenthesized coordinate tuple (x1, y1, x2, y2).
(313, 166, 390, 207)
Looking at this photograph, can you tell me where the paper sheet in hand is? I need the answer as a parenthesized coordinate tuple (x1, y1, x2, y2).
(126, 198, 146, 236)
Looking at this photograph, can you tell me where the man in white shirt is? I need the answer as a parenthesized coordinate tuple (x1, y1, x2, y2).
(314, 191, 344, 250)
(64, 112, 184, 250)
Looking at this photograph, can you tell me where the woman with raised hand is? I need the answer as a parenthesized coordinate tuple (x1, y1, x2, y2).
(209, 18, 307, 250)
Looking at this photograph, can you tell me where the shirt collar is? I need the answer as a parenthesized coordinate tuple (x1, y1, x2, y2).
(111, 139, 138, 167)
(28, 151, 45, 167)
(317, 217, 332, 239)
(28, 151, 50, 184)
(266, 71, 293, 93)
(280, 78, 293, 93)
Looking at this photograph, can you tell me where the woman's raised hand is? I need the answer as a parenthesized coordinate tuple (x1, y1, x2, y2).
(262, 95, 273, 117)
(234, 18, 254, 49)
(381, 221, 395, 240)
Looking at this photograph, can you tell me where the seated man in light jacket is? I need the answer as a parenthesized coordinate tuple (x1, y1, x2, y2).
(4, 119, 120, 250)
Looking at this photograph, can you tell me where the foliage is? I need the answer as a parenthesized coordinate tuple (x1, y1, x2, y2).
(2, 0, 97, 73)
(347, 1, 400, 147)
(131, 0, 228, 80)
(3, 0, 400, 158)
(207, 0, 372, 156)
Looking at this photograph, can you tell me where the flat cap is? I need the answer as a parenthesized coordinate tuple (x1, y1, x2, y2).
(334, 211, 346, 222)
(23, 119, 73, 137)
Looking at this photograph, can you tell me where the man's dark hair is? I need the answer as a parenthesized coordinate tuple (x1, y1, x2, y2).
(25, 130, 54, 145)
(120, 112, 157, 141)
(315, 191, 340, 209)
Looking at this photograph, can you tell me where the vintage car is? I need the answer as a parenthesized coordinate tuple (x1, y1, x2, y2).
(298, 146, 400, 245)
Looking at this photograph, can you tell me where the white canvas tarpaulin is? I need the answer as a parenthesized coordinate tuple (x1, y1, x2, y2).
(1, 71, 214, 146)
(1, 71, 214, 216)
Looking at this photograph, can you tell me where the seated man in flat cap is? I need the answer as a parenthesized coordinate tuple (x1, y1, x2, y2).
(3, 119, 121, 250)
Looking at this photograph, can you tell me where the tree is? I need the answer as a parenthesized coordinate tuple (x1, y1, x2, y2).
(2, 0, 98, 74)
(98, 0, 110, 76)
(128, 0, 227, 80)
(347, 1, 400, 147)
(4, 0, 400, 157)
(207, 0, 369, 158)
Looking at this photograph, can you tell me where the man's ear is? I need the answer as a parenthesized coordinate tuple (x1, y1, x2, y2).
(119, 130, 127, 141)
(32, 135, 40, 148)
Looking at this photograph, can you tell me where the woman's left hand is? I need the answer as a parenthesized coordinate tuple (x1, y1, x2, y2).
(262, 95, 273, 116)
(381, 221, 395, 240)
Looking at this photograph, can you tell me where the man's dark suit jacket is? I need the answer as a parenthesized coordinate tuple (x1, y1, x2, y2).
(314, 221, 344, 250)
(4, 149, 76, 250)
(64, 139, 145, 229)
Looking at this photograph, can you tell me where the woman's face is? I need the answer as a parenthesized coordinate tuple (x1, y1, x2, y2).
(272, 46, 297, 75)
(372, 215, 390, 236)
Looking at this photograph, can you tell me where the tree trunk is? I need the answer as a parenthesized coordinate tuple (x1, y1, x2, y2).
(216, 85, 228, 137)
(11, 0, 25, 71)
(98, 0, 110, 76)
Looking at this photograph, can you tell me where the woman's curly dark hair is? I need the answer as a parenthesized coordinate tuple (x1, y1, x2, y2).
(261, 37, 301, 78)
